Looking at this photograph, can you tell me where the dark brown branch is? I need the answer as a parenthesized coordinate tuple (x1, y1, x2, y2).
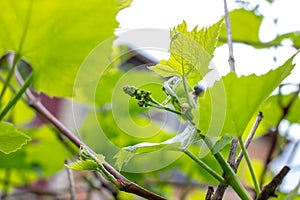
(256, 166, 290, 200)
(205, 186, 214, 200)
(15, 71, 167, 200)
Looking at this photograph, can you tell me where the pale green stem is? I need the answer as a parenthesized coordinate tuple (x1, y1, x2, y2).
(238, 136, 261, 195)
(151, 104, 182, 115)
(200, 134, 252, 200)
(0, 54, 20, 106)
(182, 76, 193, 108)
(0, 73, 33, 121)
(184, 150, 225, 183)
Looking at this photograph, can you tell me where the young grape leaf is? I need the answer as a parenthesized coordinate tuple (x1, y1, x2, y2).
(0, 0, 118, 97)
(149, 20, 223, 86)
(66, 160, 98, 171)
(114, 124, 197, 170)
(211, 135, 234, 155)
(219, 9, 263, 48)
(198, 53, 297, 137)
(0, 122, 30, 154)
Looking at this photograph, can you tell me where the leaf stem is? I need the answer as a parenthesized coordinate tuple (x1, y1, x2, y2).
(236, 112, 263, 168)
(182, 76, 193, 108)
(0, 54, 20, 106)
(199, 134, 252, 200)
(0, 73, 33, 121)
(151, 104, 182, 115)
(184, 150, 225, 183)
(238, 136, 261, 195)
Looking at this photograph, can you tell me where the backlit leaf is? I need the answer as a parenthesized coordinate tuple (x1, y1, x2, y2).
(0, 0, 118, 97)
(149, 20, 223, 86)
(198, 54, 297, 137)
(0, 122, 30, 154)
(66, 160, 98, 171)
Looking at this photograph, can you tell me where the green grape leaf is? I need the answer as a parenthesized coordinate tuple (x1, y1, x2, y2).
(149, 20, 223, 86)
(0, 0, 118, 97)
(198, 53, 297, 137)
(0, 122, 30, 154)
(211, 135, 234, 155)
(118, 0, 133, 10)
(270, 32, 300, 49)
(219, 9, 263, 48)
(66, 160, 98, 171)
(114, 124, 197, 170)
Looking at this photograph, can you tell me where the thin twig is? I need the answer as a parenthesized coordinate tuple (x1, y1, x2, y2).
(256, 166, 290, 200)
(212, 138, 238, 200)
(199, 134, 252, 200)
(223, 0, 235, 72)
(15, 71, 167, 200)
(212, 112, 263, 200)
(236, 112, 264, 168)
(65, 160, 76, 200)
(228, 138, 238, 168)
(205, 186, 214, 200)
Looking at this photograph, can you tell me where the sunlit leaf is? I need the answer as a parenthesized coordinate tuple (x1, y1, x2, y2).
(198, 54, 297, 137)
(66, 160, 98, 171)
(149, 20, 223, 86)
(0, 122, 30, 154)
(0, 0, 118, 97)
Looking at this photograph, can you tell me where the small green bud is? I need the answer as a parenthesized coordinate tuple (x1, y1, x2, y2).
(123, 86, 137, 97)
